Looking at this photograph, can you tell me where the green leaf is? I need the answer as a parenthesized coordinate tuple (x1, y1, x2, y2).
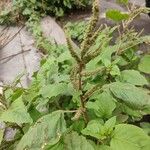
(138, 55, 150, 74)
(106, 82, 150, 109)
(16, 111, 66, 150)
(103, 116, 116, 135)
(122, 105, 144, 120)
(39, 83, 68, 99)
(63, 132, 95, 150)
(100, 45, 119, 63)
(98, 145, 113, 150)
(71, 120, 85, 133)
(110, 124, 150, 150)
(106, 9, 129, 21)
(37, 56, 58, 81)
(44, 132, 95, 150)
(22, 8, 32, 15)
(87, 92, 116, 118)
(86, 30, 118, 71)
(119, 70, 148, 86)
(110, 65, 120, 76)
(57, 51, 72, 62)
(82, 117, 116, 140)
(82, 120, 104, 139)
(0, 97, 32, 124)
(42, 136, 64, 150)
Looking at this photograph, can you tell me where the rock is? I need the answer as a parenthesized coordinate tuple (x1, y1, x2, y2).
(98, 0, 150, 36)
(100, 0, 126, 12)
(1, 1, 149, 88)
(0, 16, 70, 87)
(41, 16, 67, 45)
(0, 26, 41, 87)
(0, 81, 3, 95)
(4, 127, 17, 142)
(129, 0, 145, 6)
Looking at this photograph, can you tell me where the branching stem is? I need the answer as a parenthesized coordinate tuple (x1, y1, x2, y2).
(78, 63, 89, 124)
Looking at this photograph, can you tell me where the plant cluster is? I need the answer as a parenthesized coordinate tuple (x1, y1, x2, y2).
(0, 0, 150, 149)
(65, 21, 88, 43)
(1, 0, 91, 22)
(0, 0, 92, 54)
(0, 0, 92, 24)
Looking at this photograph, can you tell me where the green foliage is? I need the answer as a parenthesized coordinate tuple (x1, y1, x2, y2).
(110, 124, 150, 150)
(65, 21, 88, 43)
(82, 117, 116, 140)
(0, 0, 91, 24)
(62, 132, 95, 150)
(0, 0, 150, 149)
(106, 9, 129, 22)
(1, 0, 91, 19)
(0, 0, 92, 54)
(105, 82, 150, 109)
(138, 55, 150, 74)
(87, 92, 116, 119)
(16, 111, 66, 149)
(118, 70, 148, 85)
(0, 97, 32, 124)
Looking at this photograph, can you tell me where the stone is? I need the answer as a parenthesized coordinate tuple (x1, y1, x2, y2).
(41, 16, 67, 45)
(0, 16, 69, 87)
(0, 26, 41, 87)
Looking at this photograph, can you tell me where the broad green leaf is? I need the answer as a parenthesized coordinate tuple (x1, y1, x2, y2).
(28, 106, 42, 122)
(4, 88, 13, 105)
(116, 114, 128, 123)
(98, 145, 113, 150)
(103, 116, 116, 135)
(82, 120, 104, 139)
(110, 65, 120, 76)
(42, 136, 64, 150)
(71, 120, 85, 133)
(22, 8, 32, 15)
(106, 82, 150, 109)
(0, 97, 32, 124)
(141, 141, 150, 150)
(57, 51, 72, 62)
(138, 55, 150, 74)
(82, 117, 116, 140)
(44, 131, 95, 150)
(122, 105, 144, 120)
(16, 111, 66, 150)
(110, 124, 150, 150)
(106, 9, 129, 21)
(100, 45, 118, 63)
(39, 83, 68, 99)
(86, 45, 118, 71)
(87, 92, 116, 118)
(63, 132, 95, 150)
(44, 140, 64, 150)
(119, 70, 148, 85)
(37, 56, 58, 81)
